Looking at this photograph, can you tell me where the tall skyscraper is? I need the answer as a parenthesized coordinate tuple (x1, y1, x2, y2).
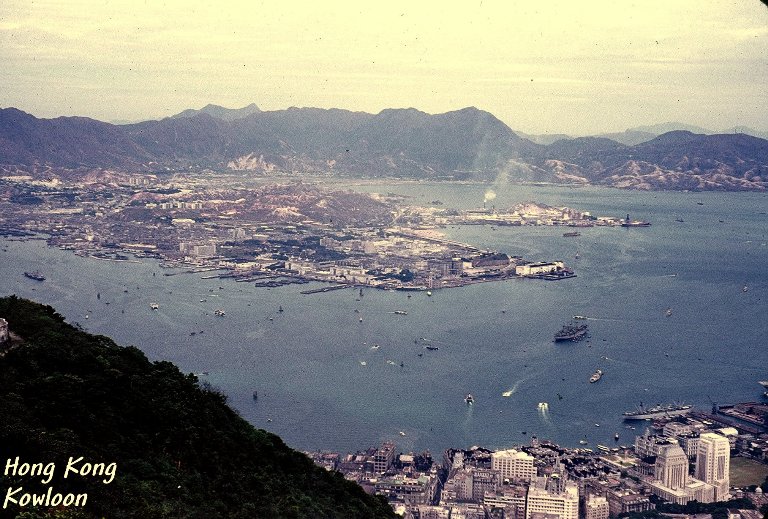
(656, 443, 688, 490)
(695, 432, 730, 501)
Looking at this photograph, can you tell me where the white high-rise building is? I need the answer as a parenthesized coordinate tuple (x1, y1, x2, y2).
(695, 432, 730, 501)
(491, 448, 536, 483)
(656, 443, 688, 490)
(525, 476, 579, 519)
(585, 495, 610, 519)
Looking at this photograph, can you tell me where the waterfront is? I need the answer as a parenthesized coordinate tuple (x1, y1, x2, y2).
(1, 183, 766, 455)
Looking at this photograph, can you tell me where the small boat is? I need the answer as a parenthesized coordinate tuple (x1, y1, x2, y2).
(502, 390, 513, 397)
(465, 394, 474, 405)
(562, 231, 581, 237)
(24, 271, 46, 281)
(538, 402, 549, 410)
(214, 309, 225, 316)
(573, 315, 588, 320)
(426, 291, 432, 296)
(252, 391, 258, 400)
(278, 305, 284, 312)
(579, 438, 588, 445)
(589, 369, 603, 383)
(360, 361, 367, 366)
(665, 308, 673, 317)
(399, 431, 406, 436)
(425, 345, 439, 351)
(149, 303, 159, 310)
(393, 310, 407, 315)
(614, 433, 620, 441)
(742, 285, 748, 293)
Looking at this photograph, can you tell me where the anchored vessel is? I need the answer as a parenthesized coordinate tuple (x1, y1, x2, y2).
(621, 214, 651, 227)
(24, 271, 46, 281)
(622, 403, 693, 420)
(554, 324, 588, 342)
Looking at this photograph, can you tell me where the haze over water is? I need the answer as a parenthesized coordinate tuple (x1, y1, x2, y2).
(1, 183, 766, 455)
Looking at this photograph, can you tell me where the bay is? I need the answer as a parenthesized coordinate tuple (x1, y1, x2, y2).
(1, 183, 766, 455)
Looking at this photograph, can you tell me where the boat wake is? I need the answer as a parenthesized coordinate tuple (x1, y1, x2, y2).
(537, 402, 552, 424)
(502, 378, 526, 398)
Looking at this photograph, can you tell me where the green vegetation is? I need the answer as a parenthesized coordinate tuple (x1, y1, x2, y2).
(730, 456, 768, 488)
(619, 497, 756, 519)
(0, 295, 397, 518)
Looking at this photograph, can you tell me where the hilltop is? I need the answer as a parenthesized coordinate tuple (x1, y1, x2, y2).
(1, 105, 767, 191)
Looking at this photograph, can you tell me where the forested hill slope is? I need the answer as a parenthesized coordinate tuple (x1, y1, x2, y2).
(0, 295, 397, 519)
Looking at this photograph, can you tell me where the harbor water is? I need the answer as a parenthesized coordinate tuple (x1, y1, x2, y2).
(1, 183, 766, 455)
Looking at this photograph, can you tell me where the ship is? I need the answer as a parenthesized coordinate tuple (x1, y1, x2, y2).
(622, 402, 693, 420)
(554, 324, 588, 342)
(620, 214, 651, 227)
(589, 369, 603, 383)
(23, 271, 46, 281)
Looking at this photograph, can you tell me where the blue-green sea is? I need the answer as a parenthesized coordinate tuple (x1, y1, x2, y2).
(1, 183, 766, 455)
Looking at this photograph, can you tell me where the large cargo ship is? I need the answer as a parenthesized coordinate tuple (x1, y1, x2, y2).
(622, 403, 693, 420)
(554, 324, 588, 342)
(620, 214, 651, 227)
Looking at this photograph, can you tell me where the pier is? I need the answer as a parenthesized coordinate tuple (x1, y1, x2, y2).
(300, 284, 353, 295)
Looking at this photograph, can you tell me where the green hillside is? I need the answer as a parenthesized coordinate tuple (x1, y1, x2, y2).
(0, 295, 397, 519)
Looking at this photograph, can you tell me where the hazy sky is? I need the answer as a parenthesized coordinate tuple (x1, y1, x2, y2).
(1, 1, 767, 135)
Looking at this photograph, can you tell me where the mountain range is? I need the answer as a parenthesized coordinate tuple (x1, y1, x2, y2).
(1, 104, 766, 191)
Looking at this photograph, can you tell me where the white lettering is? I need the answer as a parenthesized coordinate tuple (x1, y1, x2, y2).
(1, 487, 87, 508)
(3, 487, 21, 509)
(102, 463, 117, 484)
(63, 457, 84, 479)
(4, 457, 19, 476)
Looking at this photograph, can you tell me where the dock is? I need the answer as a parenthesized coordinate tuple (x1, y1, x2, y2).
(300, 284, 352, 295)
